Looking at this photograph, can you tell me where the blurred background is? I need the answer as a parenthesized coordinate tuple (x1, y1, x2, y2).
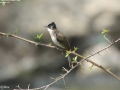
(0, 0, 120, 90)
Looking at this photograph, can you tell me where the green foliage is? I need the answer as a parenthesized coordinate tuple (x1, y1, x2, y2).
(107, 68, 111, 71)
(101, 29, 109, 34)
(72, 56, 78, 63)
(101, 29, 112, 43)
(89, 66, 92, 70)
(34, 33, 43, 41)
(74, 47, 79, 52)
(14, 30, 18, 35)
(82, 54, 86, 59)
(89, 65, 94, 70)
(1, 0, 6, 6)
(6, 32, 10, 37)
(65, 51, 71, 57)
(48, 43, 52, 46)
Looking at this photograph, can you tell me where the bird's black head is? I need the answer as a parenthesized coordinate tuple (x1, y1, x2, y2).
(46, 22, 57, 30)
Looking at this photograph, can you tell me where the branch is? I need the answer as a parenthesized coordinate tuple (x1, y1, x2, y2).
(0, 32, 56, 49)
(0, 32, 120, 90)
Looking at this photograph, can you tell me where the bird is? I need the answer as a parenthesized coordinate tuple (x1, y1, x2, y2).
(45, 22, 72, 68)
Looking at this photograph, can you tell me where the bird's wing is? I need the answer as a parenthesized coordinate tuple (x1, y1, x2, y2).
(56, 30, 70, 50)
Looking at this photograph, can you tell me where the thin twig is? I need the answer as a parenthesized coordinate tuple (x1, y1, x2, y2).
(104, 35, 112, 44)
(16, 85, 22, 90)
(63, 77, 68, 90)
(0, 32, 56, 49)
(28, 84, 30, 90)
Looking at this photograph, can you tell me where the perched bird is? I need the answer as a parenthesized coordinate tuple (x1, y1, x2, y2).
(45, 22, 72, 68)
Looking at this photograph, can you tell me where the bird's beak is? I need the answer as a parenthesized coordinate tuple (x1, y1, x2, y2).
(44, 26, 48, 28)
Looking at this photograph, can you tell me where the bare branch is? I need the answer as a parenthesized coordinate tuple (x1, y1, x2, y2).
(16, 85, 22, 90)
(63, 78, 68, 90)
(0, 32, 120, 90)
(62, 67, 68, 72)
(28, 84, 30, 90)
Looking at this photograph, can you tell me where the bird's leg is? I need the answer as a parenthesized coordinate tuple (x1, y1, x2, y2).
(55, 46, 65, 55)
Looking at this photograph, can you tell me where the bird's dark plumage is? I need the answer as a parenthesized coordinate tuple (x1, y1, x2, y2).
(47, 22, 57, 30)
(56, 31, 70, 50)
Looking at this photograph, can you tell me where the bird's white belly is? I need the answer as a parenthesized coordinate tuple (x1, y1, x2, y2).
(47, 28, 64, 48)
(51, 36, 64, 48)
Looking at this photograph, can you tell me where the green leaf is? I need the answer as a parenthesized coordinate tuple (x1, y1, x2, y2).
(34, 33, 43, 41)
(14, 30, 18, 35)
(48, 43, 52, 46)
(89, 64, 94, 70)
(89, 66, 92, 70)
(72, 56, 78, 63)
(65, 51, 71, 57)
(73, 56, 78, 61)
(107, 68, 111, 71)
(101, 29, 110, 34)
(82, 54, 86, 59)
(6, 32, 10, 37)
(1, 0, 6, 6)
(74, 47, 79, 52)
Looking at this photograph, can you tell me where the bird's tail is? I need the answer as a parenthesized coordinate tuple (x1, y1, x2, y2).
(68, 55, 73, 68)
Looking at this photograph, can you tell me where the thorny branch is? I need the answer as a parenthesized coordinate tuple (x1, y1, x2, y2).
(0, 32, 120, 90)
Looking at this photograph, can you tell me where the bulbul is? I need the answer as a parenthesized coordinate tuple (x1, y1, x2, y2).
(45, 22, 72, 68)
